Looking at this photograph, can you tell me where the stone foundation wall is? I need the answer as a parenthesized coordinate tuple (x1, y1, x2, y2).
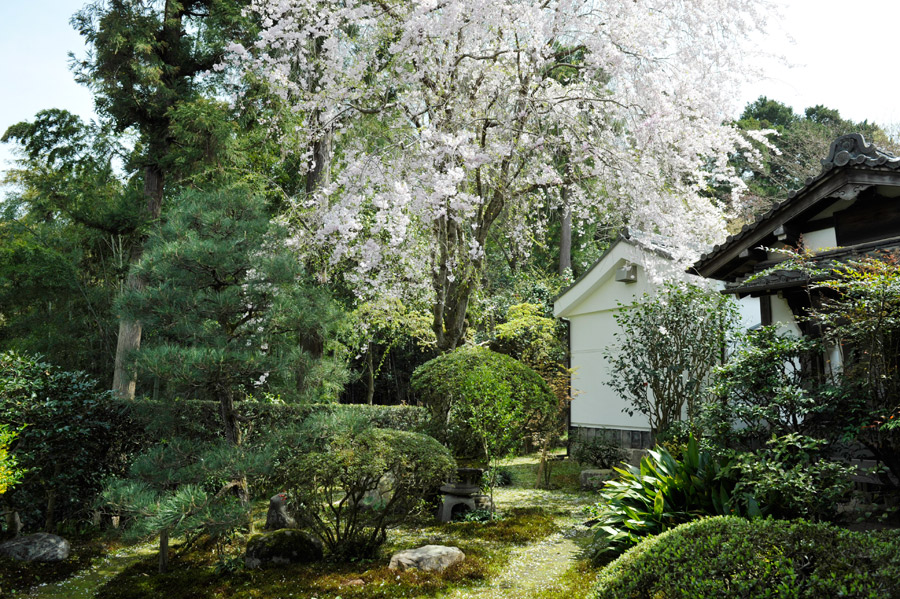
(570, 425, 650, 466)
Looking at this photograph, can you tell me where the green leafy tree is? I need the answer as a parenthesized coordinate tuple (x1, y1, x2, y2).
(343, 298, 435, 405)
(604, 282, 739, 437)
(809, 254, 900, 482)
(732, 97, 900, 222)
(412, 346, 558, 506)
(0, 109, 138, 380)
(109, 182, 346, 570)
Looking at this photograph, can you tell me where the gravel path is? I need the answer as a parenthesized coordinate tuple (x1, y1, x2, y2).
(439, 485, 594, 599)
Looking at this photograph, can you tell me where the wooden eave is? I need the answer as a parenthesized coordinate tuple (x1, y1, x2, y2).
(694, 168, 900, 282)
(722, 235, 900, 296)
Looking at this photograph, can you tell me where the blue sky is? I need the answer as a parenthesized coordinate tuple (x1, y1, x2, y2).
(2, 0, 900, 176)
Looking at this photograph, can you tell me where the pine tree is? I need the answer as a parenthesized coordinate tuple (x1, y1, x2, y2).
(118, 182, 346, 445)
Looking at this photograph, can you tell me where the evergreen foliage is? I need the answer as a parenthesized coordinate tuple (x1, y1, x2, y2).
(276, 412, 455, 558)
(731, 96, 900, 221)
(594, 517, 900, 598)
(102, 437, 273, 571)
(604, 282, 739, 436)
(0, 351, 128, 530)
(118, 182, 347, 443)
(411, 346, 559, 460)
(0, 109, 137, 380)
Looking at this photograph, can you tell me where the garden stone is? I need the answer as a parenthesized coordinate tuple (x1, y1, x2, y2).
(360, 472, 396, 510)
(245, 529, 322, 569)
(0, 533, 70, 562)
(473, 494, 494, 512)
(580, 469, 613, 490)
(264, 493, 296, 530)
(4, 511, 22, 537)
(389, 545, 465, 572)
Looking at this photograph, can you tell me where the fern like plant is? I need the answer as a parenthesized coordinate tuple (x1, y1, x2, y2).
(587, 436, 760, 560)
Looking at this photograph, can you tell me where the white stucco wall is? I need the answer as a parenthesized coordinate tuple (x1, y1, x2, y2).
(772, 295, 802, 337)
(803, 227, 837, 252)
(567, 265, 657, 431)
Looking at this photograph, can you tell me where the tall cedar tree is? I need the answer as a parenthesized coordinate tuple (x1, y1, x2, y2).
(71, 0, 252, 398)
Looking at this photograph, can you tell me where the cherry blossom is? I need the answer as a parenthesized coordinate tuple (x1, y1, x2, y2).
(230, 0, 774, 350)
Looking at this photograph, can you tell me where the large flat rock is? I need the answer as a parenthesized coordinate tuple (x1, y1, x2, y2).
(389, 545, 465, 572)
(0, 533, 70, 562)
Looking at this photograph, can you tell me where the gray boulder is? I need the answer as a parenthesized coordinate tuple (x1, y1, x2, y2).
(264, 493, 296, 530)
(245, 529, 322, 569)
(389, 545, 465, 572)
(580, 469, 613, 490)
(0, 533, 70, 562)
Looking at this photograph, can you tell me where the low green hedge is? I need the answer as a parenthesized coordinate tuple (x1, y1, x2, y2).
(593, 516, 900, 599)
(118, 398, 430, 445)
(1, 351, 430, 531)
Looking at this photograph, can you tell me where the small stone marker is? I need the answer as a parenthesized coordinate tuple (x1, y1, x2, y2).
(389, 545, 465, 572)
(264, 492, 296, 530)
(0, 533, 70, 562)
(580, 469, 613, 490)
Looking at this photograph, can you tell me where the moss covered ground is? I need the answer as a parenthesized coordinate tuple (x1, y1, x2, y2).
(10, 453, 601, 599)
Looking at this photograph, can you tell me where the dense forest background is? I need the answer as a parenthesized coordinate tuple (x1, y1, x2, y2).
(0, 0, 896, 409)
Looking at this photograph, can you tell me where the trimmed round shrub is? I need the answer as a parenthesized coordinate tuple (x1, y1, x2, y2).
(593, 516, 900, 599)
(411, 345, 559, 458)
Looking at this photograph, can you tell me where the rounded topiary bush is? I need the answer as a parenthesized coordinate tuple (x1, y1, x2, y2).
(411, 345, 558, 458)
(593, 516, 900, 599)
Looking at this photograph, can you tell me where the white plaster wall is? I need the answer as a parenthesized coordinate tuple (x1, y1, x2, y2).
(772, 295, 803, 336)
(569, 308, 652, 431)
(737, 295, 761, 330)
(803, 227, 837, 252)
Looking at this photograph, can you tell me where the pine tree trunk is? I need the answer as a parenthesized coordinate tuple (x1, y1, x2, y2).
(219, 388, 242, 447)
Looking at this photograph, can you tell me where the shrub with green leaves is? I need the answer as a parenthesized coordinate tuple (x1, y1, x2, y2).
(586, 436, 754, 560)
(412, 346, 559, 503)
(593, 516, 900, 598)
(277, 413, 455, 558)
(411, 346, 559, 460)
(733, 433, 854, 521)
(604, 281, 740, 436)
(0, 351, 129, 530)
(706, 325, 846, 447)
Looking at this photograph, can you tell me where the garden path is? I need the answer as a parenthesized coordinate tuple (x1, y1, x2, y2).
(17, 542, 155, 599)
(440, 482, 595, 599)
